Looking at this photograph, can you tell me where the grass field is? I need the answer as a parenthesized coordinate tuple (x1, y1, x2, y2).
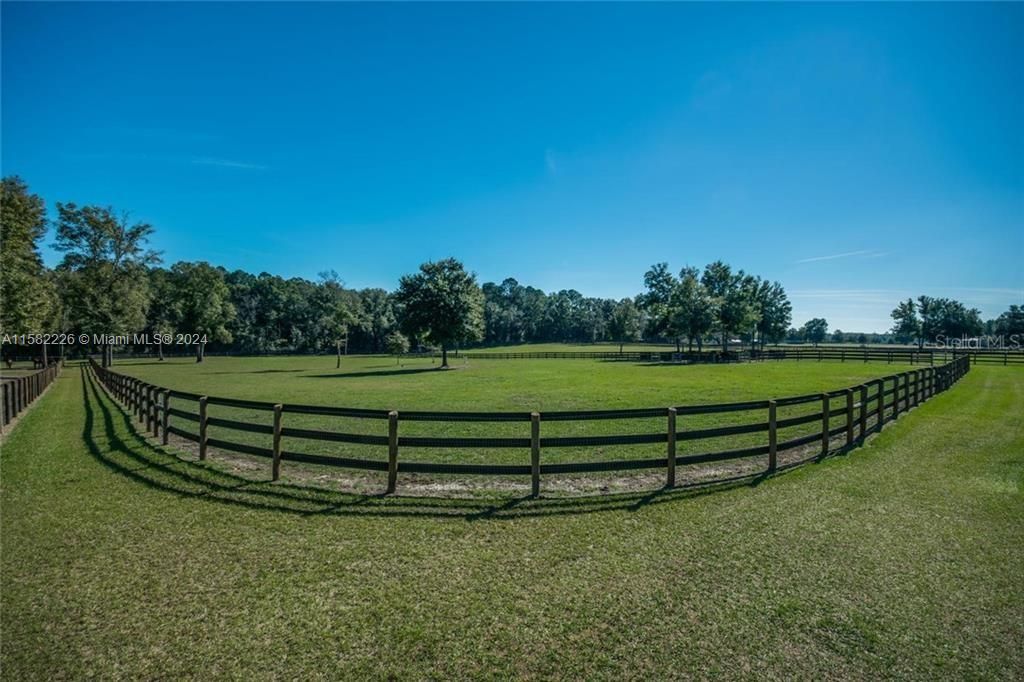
(105, 355, 922, 490)
(1, 362, 1021, 678)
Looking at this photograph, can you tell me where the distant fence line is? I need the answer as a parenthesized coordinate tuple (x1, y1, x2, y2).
(88, 355, 970, 496)
(461, 347, 1021, 365)
(1, 363, 63, 433)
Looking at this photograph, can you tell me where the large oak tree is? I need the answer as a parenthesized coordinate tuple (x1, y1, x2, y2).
(395, 258, 484, 368)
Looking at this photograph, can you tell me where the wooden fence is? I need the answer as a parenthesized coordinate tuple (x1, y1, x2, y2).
(460, 347, 1021, 365)
(88, 355, 970, 496)
(1, 363, 63, 433)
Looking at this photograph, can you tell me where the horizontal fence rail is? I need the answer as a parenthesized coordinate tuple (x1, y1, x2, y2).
(88, 355, 971, 496)
(455, 347, 1022, 365)
(1, 362, 63, 432)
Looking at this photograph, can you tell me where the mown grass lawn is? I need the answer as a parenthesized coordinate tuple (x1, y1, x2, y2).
(1, 362, 1021, 678)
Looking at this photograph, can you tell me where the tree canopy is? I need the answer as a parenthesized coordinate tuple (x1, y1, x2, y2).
(394, 258, 485, 367)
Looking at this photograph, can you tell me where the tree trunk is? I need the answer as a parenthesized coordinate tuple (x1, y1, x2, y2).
(688, 337, 693, 352)
(676, 338, 681, 353)
(336, 340, 341, 369)
(157, 342, 164, 361)
(697, 337, 703, 353)
(196, 342, 205, 363)
(42, 343, 48, 367)
(619, 342, 624, 354)
(440, 345, 449, 368)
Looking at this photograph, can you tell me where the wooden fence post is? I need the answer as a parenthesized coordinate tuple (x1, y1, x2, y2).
(387, 410, 398, 494)
(859, 384, 868, 439)
(768, 400, 777, 473)
(147, 385, 156, 432)
(531, 412, 541, 497)
(138, 383, 146, 424)
(272, 404, 283, 481)
(666, 407, 677, 488)
(845, 389, 855, 446)
(161, 391, 170, 445)
(199, 397, 208, 460)
(821, 393, 830, 456)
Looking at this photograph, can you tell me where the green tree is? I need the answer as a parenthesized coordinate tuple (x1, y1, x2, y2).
(169, 262, 235, 362)
(670, 266, 714, 352)
(145, 267, 179, 360)
(317, 271, 359, 367)
(752, 279, 792, 349)
(638, 262, 678, 343)
(53, 203, 159, 365)
(994, 305, 1024, 338)
(890, 298, 920, 346)
(801, 318, 829, 346)
(385, 330, 410, 364)
(607, 298, 642, 353)
(701, 261, 756, 353)
(395, 258, 484, 368)
(832, 329, 845, 343)
(358, 288, 396, 352)
(0, 177, 59, 363)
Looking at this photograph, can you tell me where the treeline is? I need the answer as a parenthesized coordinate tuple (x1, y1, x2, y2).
(0, 177, 795, 361)
(3, 176, 1021, 365)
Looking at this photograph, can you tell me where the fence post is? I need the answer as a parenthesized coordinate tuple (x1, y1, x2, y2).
(821, 393, 830, 456)
(531, 412, 541, 498)
(161, 391, 170, 445)
(666, 407, 677, 488)
(859, 384, 868, 440)
(877, 379, 885, 428)
(845, 389, 855, 446)
(199, 397, 208, 460)
(138, 383, 146, 424)
(768, 400, 777, 473)
(272, 404, 283, 481)
(147, 385, 156, 432)
(1, 383, 6, 433)
(387, 410, 398, 494)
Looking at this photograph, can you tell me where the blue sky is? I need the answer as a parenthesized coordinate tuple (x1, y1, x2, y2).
(2, 2, 1021, 332)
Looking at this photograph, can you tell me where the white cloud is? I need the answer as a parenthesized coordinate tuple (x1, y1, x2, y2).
(192, 157, 268, 171)
(795, 250, 888, 264)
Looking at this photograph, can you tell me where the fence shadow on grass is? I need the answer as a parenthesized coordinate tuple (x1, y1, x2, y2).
(78, 364, 826, 521)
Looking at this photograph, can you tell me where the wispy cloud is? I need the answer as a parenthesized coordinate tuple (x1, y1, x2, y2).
(544, 149, 559, 176)
(796, 249, 887, 264)
(191, 157, 268, 171)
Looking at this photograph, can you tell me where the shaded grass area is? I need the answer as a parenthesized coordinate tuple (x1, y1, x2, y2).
(1, 364, 1022, 678)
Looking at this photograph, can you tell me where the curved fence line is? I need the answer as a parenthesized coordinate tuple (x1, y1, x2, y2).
(1, 362, 63, 434)
(88, 355, 971, 496)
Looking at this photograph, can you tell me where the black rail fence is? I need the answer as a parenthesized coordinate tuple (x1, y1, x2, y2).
(88, 355, 970, 496)
(459, 347, 1021, 365)
(1, 362, 63, 433)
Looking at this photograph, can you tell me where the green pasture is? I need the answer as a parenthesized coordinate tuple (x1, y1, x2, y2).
(107, 355, 922, 480)
(0, 363, 1020, 678)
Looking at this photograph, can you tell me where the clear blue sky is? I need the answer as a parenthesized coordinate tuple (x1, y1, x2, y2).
(2, 2, 1021, 333)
